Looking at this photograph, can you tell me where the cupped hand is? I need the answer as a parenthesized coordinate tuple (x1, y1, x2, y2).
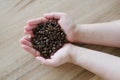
(20, 12, 77, 66)
(24, 12, 77, 42)
(20, 36, 73, 67)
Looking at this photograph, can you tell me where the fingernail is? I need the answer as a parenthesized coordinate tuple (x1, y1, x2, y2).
(19, 38, 24, 43)
(21, 45, 27, 48)
(26, 25, 34, 31)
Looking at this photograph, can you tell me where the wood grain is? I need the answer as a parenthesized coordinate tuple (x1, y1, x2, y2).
(0, 0, 120, 80)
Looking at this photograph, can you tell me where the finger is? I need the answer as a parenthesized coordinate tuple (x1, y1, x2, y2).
(27, 17, 48, 25)
(24, 25, 37, 31)
(24, 30, 32, 34)
(44, 12, 66, 19)
(35, 53, 59, 66)
(20, 36, 31, 42)
(35, 57, 54, 66)
(22, 45, 40, 57)
(20, 37, 32, 47)
(23, 36, 31, 42)
(42, 57, 61, 66)
(24, 30, 34, 37)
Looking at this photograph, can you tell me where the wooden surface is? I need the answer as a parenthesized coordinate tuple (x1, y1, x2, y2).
(0, 0, 120, 80)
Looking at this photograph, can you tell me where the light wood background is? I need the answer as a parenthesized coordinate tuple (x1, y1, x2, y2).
(0, 0, 120, 80)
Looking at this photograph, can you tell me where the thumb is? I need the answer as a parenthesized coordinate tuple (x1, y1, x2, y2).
(36, 49, 66, 67)
(43, 51, 64, 67)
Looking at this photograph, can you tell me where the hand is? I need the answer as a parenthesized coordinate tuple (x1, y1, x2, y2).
(24, 12, 77, 42)
(20, 36, 73, 66)
(20, 12, 77, 66)
(36, 44, 73, 66)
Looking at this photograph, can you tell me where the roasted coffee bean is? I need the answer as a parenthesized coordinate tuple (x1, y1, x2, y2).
(46, 39, 49, 42)
(31, 19, 69, 59)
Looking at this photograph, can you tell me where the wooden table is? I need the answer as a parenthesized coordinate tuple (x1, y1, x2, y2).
(0, 0, 120, 80)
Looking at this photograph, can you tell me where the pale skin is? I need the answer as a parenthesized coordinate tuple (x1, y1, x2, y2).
(20, 12, 120, 80)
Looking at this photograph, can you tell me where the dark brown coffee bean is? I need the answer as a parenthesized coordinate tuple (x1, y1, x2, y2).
(31, 19, 69, 59)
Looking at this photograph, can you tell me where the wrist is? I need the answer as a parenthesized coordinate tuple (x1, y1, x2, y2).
(72, 24, 85, 43)
(68, 44, 83, 64)
(69, 45, 89, 65)
(66, 44, 76, 63)
(74, 24, 92, 44)
(67, 24, 78, 42)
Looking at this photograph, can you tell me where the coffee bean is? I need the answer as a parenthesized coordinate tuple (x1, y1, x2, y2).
(31, 19, 69, 59)
(46, 39, 49, 42)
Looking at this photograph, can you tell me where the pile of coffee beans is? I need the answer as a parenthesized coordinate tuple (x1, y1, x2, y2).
(31, 19, 69, 59)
